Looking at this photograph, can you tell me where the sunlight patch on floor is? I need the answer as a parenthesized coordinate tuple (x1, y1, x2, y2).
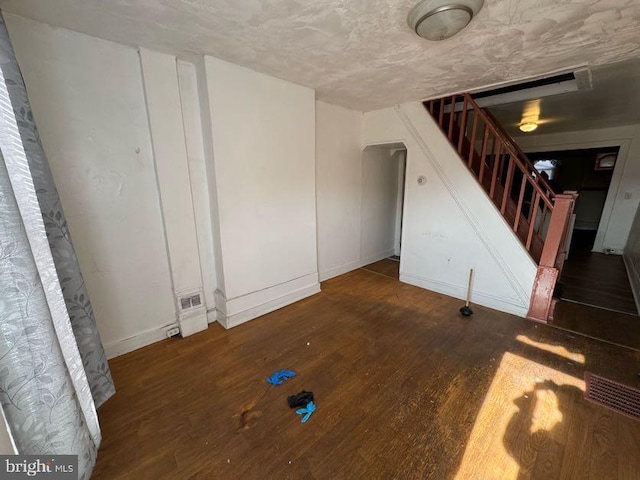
(516, 334, 585, 364)
(455, 351, 585, 480)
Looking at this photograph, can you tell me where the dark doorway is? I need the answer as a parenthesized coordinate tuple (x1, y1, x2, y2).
(528, 146, 619, 254)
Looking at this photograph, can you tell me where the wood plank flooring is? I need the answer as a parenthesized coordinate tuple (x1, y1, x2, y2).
(560, 251, 637, 315)
(93, 266, 640, 479)
(361, 258, 400, 279)
(551, 301, 640, 351)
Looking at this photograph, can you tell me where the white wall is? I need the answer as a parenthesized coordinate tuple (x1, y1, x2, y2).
(202, 56, 319, 328)
(514, 124, 640, 254)
(363, 103, 538, 317)
(316, 101, 364, 279)
(5, 14, 178, 356)
(7, 14, 319, 346)
(361, 146, 401, 261)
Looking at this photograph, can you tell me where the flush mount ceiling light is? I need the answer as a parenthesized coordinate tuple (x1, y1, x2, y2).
(519, 122, 538, 133)
(519, 99, 540, 133)
(408, 0, 484, 41)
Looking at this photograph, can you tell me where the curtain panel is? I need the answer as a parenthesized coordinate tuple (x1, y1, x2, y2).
(0, 12, 115, 479)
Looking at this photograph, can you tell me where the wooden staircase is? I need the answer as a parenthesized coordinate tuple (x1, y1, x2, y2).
(425, 93, 577, 322)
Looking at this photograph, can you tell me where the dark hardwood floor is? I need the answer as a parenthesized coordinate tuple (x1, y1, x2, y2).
(552, 301, 640, 351)
(93, 266, 640, 479)
(560, 251, 637, 315)
(553, 249, 640, 350)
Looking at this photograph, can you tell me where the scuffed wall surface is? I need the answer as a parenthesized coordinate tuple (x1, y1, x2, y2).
(5, 14, 176, 350)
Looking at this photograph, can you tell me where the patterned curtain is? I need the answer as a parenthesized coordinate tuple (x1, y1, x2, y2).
(0, 11, 114, 479)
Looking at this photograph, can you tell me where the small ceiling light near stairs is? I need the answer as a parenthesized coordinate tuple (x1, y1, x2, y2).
(408, 0, 484, 41)
(519, 99, 541, 133)
(519, 122, 538, 133)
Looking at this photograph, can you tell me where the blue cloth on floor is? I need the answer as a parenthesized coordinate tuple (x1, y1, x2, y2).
(296, 401, 316, 423)
(266, 369, 297, 386)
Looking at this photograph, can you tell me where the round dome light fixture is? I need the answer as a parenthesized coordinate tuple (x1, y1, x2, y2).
(519, 122, 538, 133)
(407, 0, 484, 41)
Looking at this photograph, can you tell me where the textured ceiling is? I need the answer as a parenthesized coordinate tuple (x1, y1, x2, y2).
(489, 58, 640, 136)
(1, 0, 640, 111)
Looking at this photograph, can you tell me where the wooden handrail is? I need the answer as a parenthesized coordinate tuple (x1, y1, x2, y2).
(460, 93, 554, 209)
(448, 96, 553, 196)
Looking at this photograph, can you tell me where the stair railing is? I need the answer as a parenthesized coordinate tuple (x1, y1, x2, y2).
(425, 93, 577, 322)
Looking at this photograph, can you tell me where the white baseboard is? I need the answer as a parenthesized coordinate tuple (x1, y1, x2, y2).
(216, 273, 321, 329)
(319, 259, 363, 281)
(400, 272, 528, 318)
(206, 308, 218, 324)
(622, 254, 640, 315)
(178, 308, 208, 337)
(104, 322, 178, 359)
(319, 249, 395, 281)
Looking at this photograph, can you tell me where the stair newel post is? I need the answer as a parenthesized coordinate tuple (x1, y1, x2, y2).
(538, 193, 576, 268)
(527, 193, 577, 323)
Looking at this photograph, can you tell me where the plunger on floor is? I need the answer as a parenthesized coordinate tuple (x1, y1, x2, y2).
(460, 268, 474, 317)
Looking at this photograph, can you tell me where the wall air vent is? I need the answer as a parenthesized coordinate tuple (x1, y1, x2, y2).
(190, 294, 201, 307)
(180, 296, 192, 310)
(178, 291, 203, 311)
